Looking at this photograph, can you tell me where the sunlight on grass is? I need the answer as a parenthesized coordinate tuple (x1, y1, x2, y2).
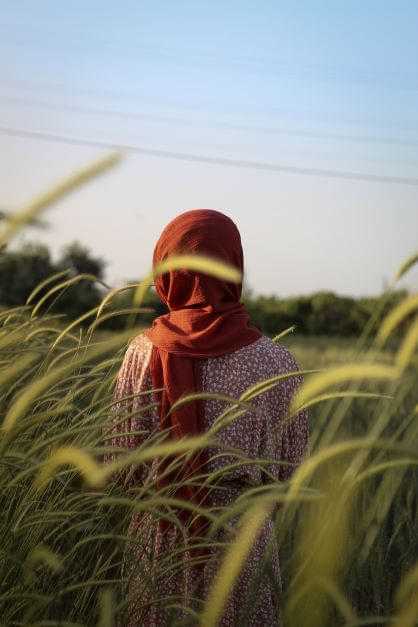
(0, 169, 416, 626)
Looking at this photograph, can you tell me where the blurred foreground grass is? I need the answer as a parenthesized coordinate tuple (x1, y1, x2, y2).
(0, 308, 416, 627)
(0, 158, 417, 626)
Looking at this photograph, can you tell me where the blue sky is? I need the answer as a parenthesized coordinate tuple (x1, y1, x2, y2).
(1, 1, 417, 295)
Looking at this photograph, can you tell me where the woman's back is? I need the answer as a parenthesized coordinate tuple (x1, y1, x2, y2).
(109, 333, 308, 626)
(115, 333, 308, 483)
(107, 208, 309, 625)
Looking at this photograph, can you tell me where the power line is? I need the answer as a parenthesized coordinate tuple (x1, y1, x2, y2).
(2, 94, 418, 149)
(1, 125, 418, 187)
(3, 77, 418, 135)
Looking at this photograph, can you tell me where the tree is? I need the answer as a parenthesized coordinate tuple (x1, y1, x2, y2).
(306, 291, 367, 336)
(52, 242, 107, 319)
(0, 242, 55, 306)
(0, 240, 107, 320)
(57, 242, 106, 280)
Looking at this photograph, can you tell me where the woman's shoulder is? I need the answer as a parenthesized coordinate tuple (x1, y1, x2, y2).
(115, 333, 154, 392)
(119, 333, 153, 374)
(122, 333, 300, 378)
(230, 335, 300, 376)
(128, 332, 153, 355)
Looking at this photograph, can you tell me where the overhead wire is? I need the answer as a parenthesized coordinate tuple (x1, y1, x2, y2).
(2, 94, 418, 149)
(2, 77, 418, 135)
(1, 125, 418, 186)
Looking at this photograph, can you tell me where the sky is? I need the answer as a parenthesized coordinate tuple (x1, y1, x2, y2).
(1, 1, 417, 296)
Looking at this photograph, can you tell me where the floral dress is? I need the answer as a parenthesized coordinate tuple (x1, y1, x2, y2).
(105, 334, 309, 626)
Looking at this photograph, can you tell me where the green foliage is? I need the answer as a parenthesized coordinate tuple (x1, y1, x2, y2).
(0, 242, 55, 306)
(0, 239, 410, 339)
(55, 243, 107, 319)
(58, 242, 106, 280)
(0, 287, 417, 626)
(0, 241, 106, 319)
(103, 284, 167, 330)
(244, 290, 408, 338)
(0, 159, 417, 625)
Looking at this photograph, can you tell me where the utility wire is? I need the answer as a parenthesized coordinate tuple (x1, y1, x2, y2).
(1, 125, 418, 186)
(3, 77, 417, 135)
(2, 94, 418, 149)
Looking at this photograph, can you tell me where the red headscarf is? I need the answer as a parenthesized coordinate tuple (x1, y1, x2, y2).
(144, 209, 261, 536)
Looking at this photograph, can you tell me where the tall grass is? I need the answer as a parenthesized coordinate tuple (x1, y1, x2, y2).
(0, 160, 417, 626)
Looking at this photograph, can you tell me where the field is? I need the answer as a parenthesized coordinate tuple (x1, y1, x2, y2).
(0, 159, 417, 627)
(1, 302, 417, 627)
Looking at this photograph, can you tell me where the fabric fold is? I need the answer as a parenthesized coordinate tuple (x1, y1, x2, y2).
(144, 209, 261, 536)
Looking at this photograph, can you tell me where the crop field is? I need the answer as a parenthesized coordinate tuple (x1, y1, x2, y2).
(0, 159, 417, 627)
(1, 284, 417, 627)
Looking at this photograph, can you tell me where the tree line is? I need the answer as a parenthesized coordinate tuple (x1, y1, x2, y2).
(0, 241, 407, 337)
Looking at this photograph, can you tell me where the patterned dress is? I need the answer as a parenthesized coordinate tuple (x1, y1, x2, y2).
(106, 334, 309, 626)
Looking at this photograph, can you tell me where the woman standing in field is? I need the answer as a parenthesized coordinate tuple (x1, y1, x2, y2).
(106, 209, 309, 626)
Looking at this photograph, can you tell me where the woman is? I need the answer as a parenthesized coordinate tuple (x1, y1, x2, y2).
(106, 209, 308, 626)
